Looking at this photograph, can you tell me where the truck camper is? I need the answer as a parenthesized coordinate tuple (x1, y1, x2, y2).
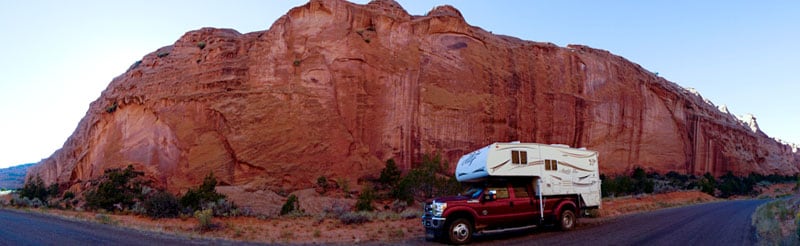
(422, 142, 601, 244)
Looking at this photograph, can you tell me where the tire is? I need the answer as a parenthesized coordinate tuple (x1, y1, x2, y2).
(446, 218, 473, 245)
(558, 209, 576, 231)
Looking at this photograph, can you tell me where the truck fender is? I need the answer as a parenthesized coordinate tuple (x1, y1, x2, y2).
(442, 206, 479, 222)
(555, 199, 577, 215)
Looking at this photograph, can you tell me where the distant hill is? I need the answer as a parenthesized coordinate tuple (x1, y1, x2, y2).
(0, 163, 36, 189)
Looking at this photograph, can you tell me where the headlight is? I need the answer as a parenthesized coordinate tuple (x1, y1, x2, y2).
(431, 202, 447, 217)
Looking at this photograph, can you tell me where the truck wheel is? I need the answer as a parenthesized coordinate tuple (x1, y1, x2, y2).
(447, 218, 473, 244)
(558, 209, 576, 231)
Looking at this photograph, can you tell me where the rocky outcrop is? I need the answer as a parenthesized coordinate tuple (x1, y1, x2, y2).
(29, 0, 800, 193)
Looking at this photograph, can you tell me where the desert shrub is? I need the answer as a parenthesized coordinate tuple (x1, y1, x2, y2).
(392, 153, 461, 202)
(62, 191, 75, 200)
(699, 172, 716, 196)
(180, 172, 226, 212)
(95, 213, 117, 225)
(280, 194, 299, 215)
(356, 187, 375, 211)
(84, 165, 148, 211)
(601, 167, 657, 197)
(18, 175, 52, 202)
(194, 208, 214, 231)
(338, 211, 371, 225)
(400, 209, 422, 219)
(105, 101, 118, 113)
(157, 51, 169, 58)
(12, 197, 44, 208)
(336, 178, 351, 198)
(379, 159, 401, 188)
(143, 191, 181, 218)
(316, 176, 328, 194)
(390, 199, 408, 213)
(717, 171, 755, 198)
(202, 198, 239, 217)
(197, 41, 206, 50)
(293, 59, 301, 66)
(322, 200, 350, 218)
(126, 60, 142, 72)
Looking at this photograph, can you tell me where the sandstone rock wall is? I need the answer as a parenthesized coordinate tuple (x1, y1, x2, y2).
(29, 0, 800, 192)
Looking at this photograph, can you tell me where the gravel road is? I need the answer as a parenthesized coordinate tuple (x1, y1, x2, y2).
(0, 209, 253, 245)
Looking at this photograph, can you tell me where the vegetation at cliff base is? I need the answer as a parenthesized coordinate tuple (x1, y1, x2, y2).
(601, 167, 797, 199)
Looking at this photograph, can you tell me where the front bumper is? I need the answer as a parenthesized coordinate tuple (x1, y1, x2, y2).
(422, 215, 447, 240)
(421, 215, 446, 229)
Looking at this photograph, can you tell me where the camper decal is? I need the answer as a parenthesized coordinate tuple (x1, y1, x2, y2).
(557, 161, 595, 172)
(490, 160, 510, 172)
(456, 167, 486, 177)
(559, 150, 597, 159)
(461, 151, 480, 168)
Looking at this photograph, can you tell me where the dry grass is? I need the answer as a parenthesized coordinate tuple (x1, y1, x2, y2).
(600, 190, 718, 217)
(752, 196, 800, 245)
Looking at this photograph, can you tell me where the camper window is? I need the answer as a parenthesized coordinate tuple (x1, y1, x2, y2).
(545, 159, 558, 171)
(511, 150, 528, 164)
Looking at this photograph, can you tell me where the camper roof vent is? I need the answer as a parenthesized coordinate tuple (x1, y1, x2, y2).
(550, 144, 570, 148)
(511, 141, 521, 144)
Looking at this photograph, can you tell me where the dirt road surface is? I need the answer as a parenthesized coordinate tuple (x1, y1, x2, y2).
(0, 209, 252, 245)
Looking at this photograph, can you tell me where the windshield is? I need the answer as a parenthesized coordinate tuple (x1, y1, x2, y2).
(461, 183, 485, 199)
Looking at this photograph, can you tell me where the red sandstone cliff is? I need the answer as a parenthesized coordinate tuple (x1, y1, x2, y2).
(29, 0, 800, 192)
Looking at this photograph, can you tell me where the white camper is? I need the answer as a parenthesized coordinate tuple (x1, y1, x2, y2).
(455, 142, 601, 208)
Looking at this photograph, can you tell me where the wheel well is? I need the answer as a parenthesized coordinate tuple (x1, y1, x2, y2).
(447, 211, 474, 225)
(557, 200, 577, 215)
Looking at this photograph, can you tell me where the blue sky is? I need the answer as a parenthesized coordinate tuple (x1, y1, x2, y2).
(0, 1, 798, 168)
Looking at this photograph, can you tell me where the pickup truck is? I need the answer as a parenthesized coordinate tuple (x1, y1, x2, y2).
(422, 178, 581, 244)
(422, 142, 600, 244)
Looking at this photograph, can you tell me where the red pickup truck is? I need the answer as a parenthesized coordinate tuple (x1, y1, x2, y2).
(422, 178, 581, 244)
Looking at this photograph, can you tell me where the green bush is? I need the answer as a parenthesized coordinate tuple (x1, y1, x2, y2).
(105, 102, 118, 113)
(197, 41, 206, 50)
(143, 191, 181, 218)
(194, 209, 214, 231)
(180, 172, 225, 211)
(316, 176, 328, 193)
(355, 187, 375, 211)
(281, 194, 299, 215)
(391, 153, 461, 202)
(717, 171, 755, 198)
(62, 191, 75, 200)
(18, 175, 52, 202)
(379, 159, 401, 188)
(84, 165, 147, 211)
(699, 172, 716, 196)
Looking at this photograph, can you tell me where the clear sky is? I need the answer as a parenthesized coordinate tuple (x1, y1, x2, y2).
(0, 1, 798, 168)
